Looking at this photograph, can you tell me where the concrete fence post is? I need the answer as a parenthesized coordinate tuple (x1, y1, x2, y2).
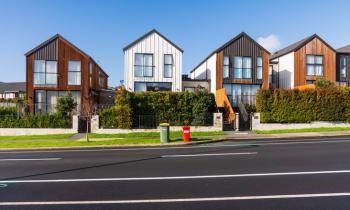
(72, 115, 79, 132)
(251, 113, 260, 130)
(235, 113, 239, 131)
(213, 113, 223, 131)
(91, 115, 99, 133)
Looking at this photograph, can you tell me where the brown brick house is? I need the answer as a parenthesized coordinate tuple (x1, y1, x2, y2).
(25, 34, 109, 115)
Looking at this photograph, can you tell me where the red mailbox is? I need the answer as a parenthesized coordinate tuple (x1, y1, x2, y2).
(183, 126, 191, 142)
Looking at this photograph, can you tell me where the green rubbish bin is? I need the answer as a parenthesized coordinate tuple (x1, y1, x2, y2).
(160, 123, 170, 143)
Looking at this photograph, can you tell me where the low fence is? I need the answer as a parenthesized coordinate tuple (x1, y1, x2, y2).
(0, 116, 78, 136)
(252, 113, 350, 131)
(92, 113, 223, 134)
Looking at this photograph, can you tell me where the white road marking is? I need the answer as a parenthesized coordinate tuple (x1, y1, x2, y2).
(162, 152, 257, 158)
(1, 169, 350, 183)
(0, 158, 61, 161)
(1, 192, 350, 205)
(0, 137, 350, 154)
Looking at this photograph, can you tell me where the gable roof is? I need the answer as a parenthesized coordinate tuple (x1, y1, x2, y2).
(25, 34, 108, 77)
(190, 32, 270, 73)
(0, 82, 26, 93)
(270, 34, 336, 60)
(337, 44, 350, 53)
(123, 29, 183, 53)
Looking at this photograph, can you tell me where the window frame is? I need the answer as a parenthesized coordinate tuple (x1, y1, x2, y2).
(340, 55, 347, 78)
(306, 54, 324, 76)
(163, 54, 173, 78)
(256, 57, 263, 79)
(33, 60, 58, 86)
(233, 56, 252, 79)
(67, 60, 82, 86)
(223, 56, 230, 79)
(134, 53, 154, 78)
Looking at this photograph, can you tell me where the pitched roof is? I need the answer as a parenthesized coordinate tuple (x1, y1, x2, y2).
(25, 34, 109, 77)
(337, 44, 350, 53)
(190, 32, 270, 73)
(123, 29, 183, 53)
(0, 82, 26, 93)
(270, 34, 336, 60)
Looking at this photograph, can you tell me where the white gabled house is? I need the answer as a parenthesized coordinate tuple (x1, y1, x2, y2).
(123, 29, 183, 92)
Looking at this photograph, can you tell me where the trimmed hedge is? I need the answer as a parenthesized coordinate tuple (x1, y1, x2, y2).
(0, 107, 72, 128)
(256, 88, 350, 123)
(99, 89, 217, 128)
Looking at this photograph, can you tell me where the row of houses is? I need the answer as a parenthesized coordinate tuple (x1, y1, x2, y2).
(1, 29, 350, 129)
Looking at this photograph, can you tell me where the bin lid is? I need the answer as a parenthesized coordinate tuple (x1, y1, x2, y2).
(160, 123, 170, 127)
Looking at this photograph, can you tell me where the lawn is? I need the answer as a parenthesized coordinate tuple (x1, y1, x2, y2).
(0, 133, 75, 141)
(89, 131, 224, 139)
(0, 137, 215, 149)
(254, 127, 350, 134)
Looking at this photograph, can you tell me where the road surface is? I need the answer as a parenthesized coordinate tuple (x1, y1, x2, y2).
(1, 136, 350, 209)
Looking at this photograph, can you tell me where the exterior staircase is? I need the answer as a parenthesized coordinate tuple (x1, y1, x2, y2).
(216, 88, 235, 130)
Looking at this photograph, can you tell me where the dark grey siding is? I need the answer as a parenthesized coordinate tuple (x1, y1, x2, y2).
(33, 39, 58, 60)
(222, 35, 264, 84)
(336, 53, 350, 83)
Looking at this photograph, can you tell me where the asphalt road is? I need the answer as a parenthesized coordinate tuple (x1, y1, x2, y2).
(1, 136, 350, 209)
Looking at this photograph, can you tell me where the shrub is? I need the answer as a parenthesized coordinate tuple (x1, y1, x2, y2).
(98, 107, 118, 128)
(56, 92, 77, 118)
(256, 87, 350, 123)
(314, 77, 335, 89)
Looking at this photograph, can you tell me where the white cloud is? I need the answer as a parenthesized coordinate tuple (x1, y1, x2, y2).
(257, 34, 282, 52)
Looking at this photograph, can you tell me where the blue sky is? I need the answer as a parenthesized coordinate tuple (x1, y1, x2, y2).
(0, 0, 349, 86)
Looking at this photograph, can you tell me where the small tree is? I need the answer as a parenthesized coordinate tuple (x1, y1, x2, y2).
(115, 88, 133, 129)
(314, 77, 335, 89)
(56, 92, 77, 118)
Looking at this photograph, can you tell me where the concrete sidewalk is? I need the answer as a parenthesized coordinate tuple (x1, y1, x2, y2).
(224, 130, 350, 141)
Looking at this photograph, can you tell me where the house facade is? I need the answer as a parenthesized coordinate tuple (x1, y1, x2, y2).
(0, 82, 26, 101)
(190, 32, 270, 107)
(25, 34, 109, 115)
(270, 34, 336, 89)
(336, 45, 350, 86)
(123, 29, 183, 92)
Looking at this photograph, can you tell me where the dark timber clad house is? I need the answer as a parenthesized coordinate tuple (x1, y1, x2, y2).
(190, 32, 270, 107)
(25, 34, 109, 115)
(270, 34, 336, 89)
(336, 45, 350, 86)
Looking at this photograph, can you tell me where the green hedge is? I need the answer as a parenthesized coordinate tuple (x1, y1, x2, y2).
(256, 88, 350, 123)
(0, 107, 72, 128)
(99, 89, 217, 128)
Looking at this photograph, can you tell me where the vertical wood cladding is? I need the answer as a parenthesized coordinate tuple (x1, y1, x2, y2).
(34, 40, 58, 60)
(219, 35, 269, 87)
(26, 36, 108, 114)
(294, 37, 336, 87)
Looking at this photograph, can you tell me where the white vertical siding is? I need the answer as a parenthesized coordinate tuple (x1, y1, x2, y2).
(124, 32, 182, 92)
(274, 52, 295, 89)
(190, 53, 217, 94)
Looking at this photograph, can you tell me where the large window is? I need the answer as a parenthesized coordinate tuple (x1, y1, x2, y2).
(68, 61, 81, 85)
(306, 55, 323, 76)
(99, 71, 105, 87)
(134, 53, 153, 77)
(134, 82, 172, 92)
(90, 63, 93, 86)
(164, 54, 173, 78)
(34, 90, 81, 114)
(223, 84, 260, 107)
(223, 56, 229, 79)
(34, 60, 58, 85)
(340, 56, 347, 78)
(234, 57, 252, 79)
(257, 57, 263, 79)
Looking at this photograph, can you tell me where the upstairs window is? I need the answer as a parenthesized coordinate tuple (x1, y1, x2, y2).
(68, 61, 81, 85)
(164, 54, 173, 78)
(90, 63, 93, 86)
(134, 53, 153, 77)
(340, 56, 347, 78)
(234, 57, 252, 79)
(256, 57, 263, 79)
(99, 71, 105, 87)
(223, 56, 229, 79)
(306, 55, 323, 76)
(34, 60, 58, 85)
